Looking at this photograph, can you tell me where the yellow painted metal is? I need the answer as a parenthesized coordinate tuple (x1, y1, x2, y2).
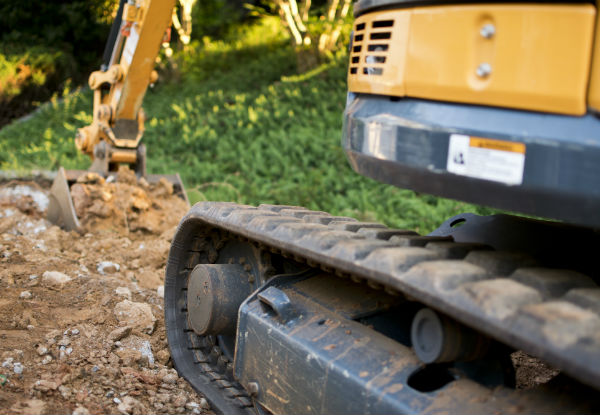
(587, 1, 600, 111)
(113, 0, 176, 120)
(348, 4, 596, 115)
(76, 0, 176, 169)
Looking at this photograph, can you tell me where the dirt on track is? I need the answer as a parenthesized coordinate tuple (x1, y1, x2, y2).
(0, 170, 209, 415)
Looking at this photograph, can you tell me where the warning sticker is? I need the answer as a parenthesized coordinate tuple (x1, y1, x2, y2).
(447, 134, 525, 185)
(122, 26, 139, 65)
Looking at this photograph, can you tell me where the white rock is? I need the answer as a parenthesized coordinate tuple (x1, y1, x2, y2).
(42, 271, 71, 285)
(41, 355, 52, 365)
(13, 362, 23, 374)
(26, 325, 35, 330)
(71, 328, 80, 335)
(139, 340, 154, 366)
(20, 291, 32, 299)
(2, 358, 13, 368)
(156, 285, 164, 298)
(114, 300, 156, 334)
(0, 185, 49, 211)
(115, 287, 132, 300)
(185, 402, 200, 410)
(117, 396, 141, 415)
(36, 346, 49, 356)
(72, 406, 90, 415)
(29, 275, 38, 280)
(97, 261, 120, 275)
(200, 398, 210, 409)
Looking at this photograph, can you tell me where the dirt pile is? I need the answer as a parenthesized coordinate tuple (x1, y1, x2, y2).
(70, 167, 189, 236)
(0, 177, 209, 414)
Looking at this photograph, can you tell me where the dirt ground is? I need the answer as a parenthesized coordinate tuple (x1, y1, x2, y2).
(0, 169, 207, 415)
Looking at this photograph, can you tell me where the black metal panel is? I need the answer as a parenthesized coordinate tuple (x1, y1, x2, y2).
(234, 275, 434, 414)
(233, 272, 591, 414)
(342, 95, 600, 228)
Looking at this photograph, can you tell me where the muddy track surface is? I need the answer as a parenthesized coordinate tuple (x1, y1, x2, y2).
(0, 169, 212, 415)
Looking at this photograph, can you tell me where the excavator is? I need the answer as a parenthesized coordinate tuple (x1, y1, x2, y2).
(48, 0, 600, 413)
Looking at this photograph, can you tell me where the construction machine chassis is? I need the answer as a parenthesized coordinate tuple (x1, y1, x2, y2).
(166, 202, 600, 414)
(343, 95, 600, 228)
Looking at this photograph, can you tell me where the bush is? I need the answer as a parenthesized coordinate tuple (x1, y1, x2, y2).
(0, 0, 113, 126)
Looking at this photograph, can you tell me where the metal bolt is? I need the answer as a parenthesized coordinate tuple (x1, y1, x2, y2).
(476, 63, 492, 78)
(480, 23, 495, 39)
(248, 381, 260, 397)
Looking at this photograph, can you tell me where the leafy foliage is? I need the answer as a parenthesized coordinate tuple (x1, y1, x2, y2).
(0, 18, 495, 233)
(0, 0, 114, 126)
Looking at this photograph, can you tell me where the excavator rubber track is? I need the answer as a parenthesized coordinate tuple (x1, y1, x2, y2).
(165, 202, 600, 414)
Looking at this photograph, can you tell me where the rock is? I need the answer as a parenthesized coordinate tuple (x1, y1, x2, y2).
(117, 396, 145, 415)
(20, 290, 32, 299)
(156, 349, 170, 365)
(72, 405, 90, 415)
(200, 398, 210, 409)
(156, 285, 164, 298)
(35, 345, 49, 356)
(155, 178, 174, 198)
(59, 385, 72, 399)
(115, 286, 132, 300)
(2, 357, 13, 368)
(98, 261, 120, 275)
(139, 340, 155, 366)
(13, 362, 23, 374)
(108, 326, 132, 342)
(156, 393, 170, 404)
(42, 270, 72, 285)
(138, 177, 150, 189)
(131, 188, 151, 211)
(162, 373, 178, 384)
(76, 172, 105, 185)
(173, 394, 187, 408)
(41, 355, 52, 365)
(114, 300, 156, 334)
(34, 379, 59, 392)
(58, 337, 71, 347)
(116, 349, 144, 368)
(117, 166, 138, 185)
(45, 329, 61, 343)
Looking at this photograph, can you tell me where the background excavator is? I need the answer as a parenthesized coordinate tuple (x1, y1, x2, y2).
(49, 0, 600, 413)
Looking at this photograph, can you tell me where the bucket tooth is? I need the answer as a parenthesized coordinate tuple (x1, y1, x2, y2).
(47, 167, 81, 232)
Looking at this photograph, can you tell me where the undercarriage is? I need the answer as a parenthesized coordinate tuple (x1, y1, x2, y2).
(165, 202, 600, 414)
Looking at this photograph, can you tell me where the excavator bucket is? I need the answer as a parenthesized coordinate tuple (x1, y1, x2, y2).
(46, 167, 189, 232)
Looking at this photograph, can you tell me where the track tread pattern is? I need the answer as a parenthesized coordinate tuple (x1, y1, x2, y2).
(181, 202, 600, 391)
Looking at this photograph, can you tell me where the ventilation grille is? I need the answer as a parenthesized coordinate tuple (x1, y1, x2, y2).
(349, 19, 393, 76)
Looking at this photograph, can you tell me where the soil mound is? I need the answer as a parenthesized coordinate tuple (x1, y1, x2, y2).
(0, 177, 209, 414)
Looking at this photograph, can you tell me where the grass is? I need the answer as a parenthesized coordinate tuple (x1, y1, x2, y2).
(0, 17, 495, 234)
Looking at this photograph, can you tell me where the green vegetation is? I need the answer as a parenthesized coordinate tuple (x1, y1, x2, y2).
(0, 18, 495, 234)
(0, 0, 114, 126)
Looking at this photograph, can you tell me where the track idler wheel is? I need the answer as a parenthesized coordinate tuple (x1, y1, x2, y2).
(187, 264, 252, 336)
